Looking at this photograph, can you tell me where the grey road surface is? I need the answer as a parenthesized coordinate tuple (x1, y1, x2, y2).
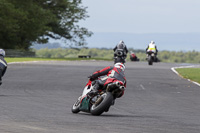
(0, 61, 200, 133)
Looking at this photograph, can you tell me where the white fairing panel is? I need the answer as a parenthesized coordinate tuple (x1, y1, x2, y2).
(81, 85, 93, 97)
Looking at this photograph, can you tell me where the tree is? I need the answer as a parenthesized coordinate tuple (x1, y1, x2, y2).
(0, 0, 92, 50)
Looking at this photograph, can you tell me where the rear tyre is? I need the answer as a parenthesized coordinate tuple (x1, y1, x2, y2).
(90, 92, 113, 116)
(148, 56, 153, 65)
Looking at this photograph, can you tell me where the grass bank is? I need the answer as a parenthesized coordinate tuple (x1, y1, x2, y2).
(5, 57, 112, 63)
(176, 68, 200, 84)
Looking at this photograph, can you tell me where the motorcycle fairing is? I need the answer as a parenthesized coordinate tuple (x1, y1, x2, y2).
(79, 80, 93, 112)
(81, 80, 93, 98)
(79, 97, 90, 112)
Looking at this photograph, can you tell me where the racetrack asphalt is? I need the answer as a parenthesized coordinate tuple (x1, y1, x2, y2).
(0, 61, 200, 133)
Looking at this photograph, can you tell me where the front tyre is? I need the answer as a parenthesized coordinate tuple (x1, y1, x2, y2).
(71, 96, 81, 113)
(90, 92, 114, 116)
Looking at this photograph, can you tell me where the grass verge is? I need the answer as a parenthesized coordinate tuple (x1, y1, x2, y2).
(176, 68, 200, 84)
(5, 57, 112, 63)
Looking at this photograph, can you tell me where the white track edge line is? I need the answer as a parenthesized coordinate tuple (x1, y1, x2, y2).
(8, 61, 41, 65)
(171, 65, 200, 87)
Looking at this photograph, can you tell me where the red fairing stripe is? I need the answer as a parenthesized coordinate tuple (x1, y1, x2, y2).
(113, 80, 124, 86)
(104, 78, 124, 86)
(104, 78, 115, 85)
(85, 80, 92, 87)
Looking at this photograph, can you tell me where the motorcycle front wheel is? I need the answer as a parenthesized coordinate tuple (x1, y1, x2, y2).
(71, 96, 81, 113)
(90, 92, 114, 116)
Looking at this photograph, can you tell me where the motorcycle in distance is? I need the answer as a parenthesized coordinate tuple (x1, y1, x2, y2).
(114, 49, 126, 63)
(147, 51, 155, 65)
(130, 52, 140, 62)
(71, 78, 125, 116)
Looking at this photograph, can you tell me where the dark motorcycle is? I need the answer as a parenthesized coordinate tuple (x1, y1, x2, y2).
(71, 79, 125, 116)
(147, 51, 155, 65)
(114, 49, 126, 63)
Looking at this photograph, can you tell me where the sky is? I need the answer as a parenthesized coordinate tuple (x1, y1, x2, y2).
(80, 0, 200, 33)
(75, 0, 200, 51)
(47, 0, 200, 51)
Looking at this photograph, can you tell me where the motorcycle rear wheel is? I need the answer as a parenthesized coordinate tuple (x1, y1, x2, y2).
(148, 56, 153, 65)
(90, 92, 113, 116)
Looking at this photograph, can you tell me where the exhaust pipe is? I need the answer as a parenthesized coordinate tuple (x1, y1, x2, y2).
(115, 82, 120, 87)
(120, 86, 125, 90)
(106, 81, 125, 92)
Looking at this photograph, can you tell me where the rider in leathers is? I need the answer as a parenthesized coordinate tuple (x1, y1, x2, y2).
(113, 40, 128, 57)
(146, 41, 158, 61)
(146, 41, 158, 55)
(0, 49, 7, 85)
(113, 40, 128, 63)
(89, 63, 126, 98)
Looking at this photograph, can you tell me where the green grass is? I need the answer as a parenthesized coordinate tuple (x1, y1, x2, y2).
(5, 57, 112, 63)
(176, 68, 200, 83)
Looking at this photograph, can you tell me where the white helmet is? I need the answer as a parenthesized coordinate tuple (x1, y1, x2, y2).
(150, 41, 155, 44)
(0, 49, 5, 57)
(114, 63, 125, 71)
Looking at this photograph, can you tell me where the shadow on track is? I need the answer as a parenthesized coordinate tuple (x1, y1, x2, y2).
(73, 112, 160, 119)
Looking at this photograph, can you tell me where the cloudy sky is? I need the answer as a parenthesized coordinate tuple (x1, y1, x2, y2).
(80, 0, 200, 33)
(75, 0, 200, 51)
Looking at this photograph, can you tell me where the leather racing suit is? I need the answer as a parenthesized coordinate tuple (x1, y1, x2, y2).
(0, 55, 7, 85)
(89, 66, 126, 98)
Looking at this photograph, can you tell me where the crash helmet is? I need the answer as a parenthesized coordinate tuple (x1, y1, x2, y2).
(0, 49, 5, 57)
(114, 62, 125, 71)
(150, 41, 155, 44)
(118, 40, 125, 49)
(119, 40, 124, 45)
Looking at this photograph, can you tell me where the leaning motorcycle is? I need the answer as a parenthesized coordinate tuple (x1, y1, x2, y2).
(147, 51, 155, 65)
(71, 79, 125, 116)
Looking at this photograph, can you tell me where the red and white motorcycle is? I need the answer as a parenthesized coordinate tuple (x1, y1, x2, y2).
(71, 78, 125, 116)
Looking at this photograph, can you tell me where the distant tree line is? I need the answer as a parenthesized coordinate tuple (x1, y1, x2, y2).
(35, 48, 114, 59)
(35, 48, 200, 63)
(0, 0, 92, 50)
(158, 50, 200, 63)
